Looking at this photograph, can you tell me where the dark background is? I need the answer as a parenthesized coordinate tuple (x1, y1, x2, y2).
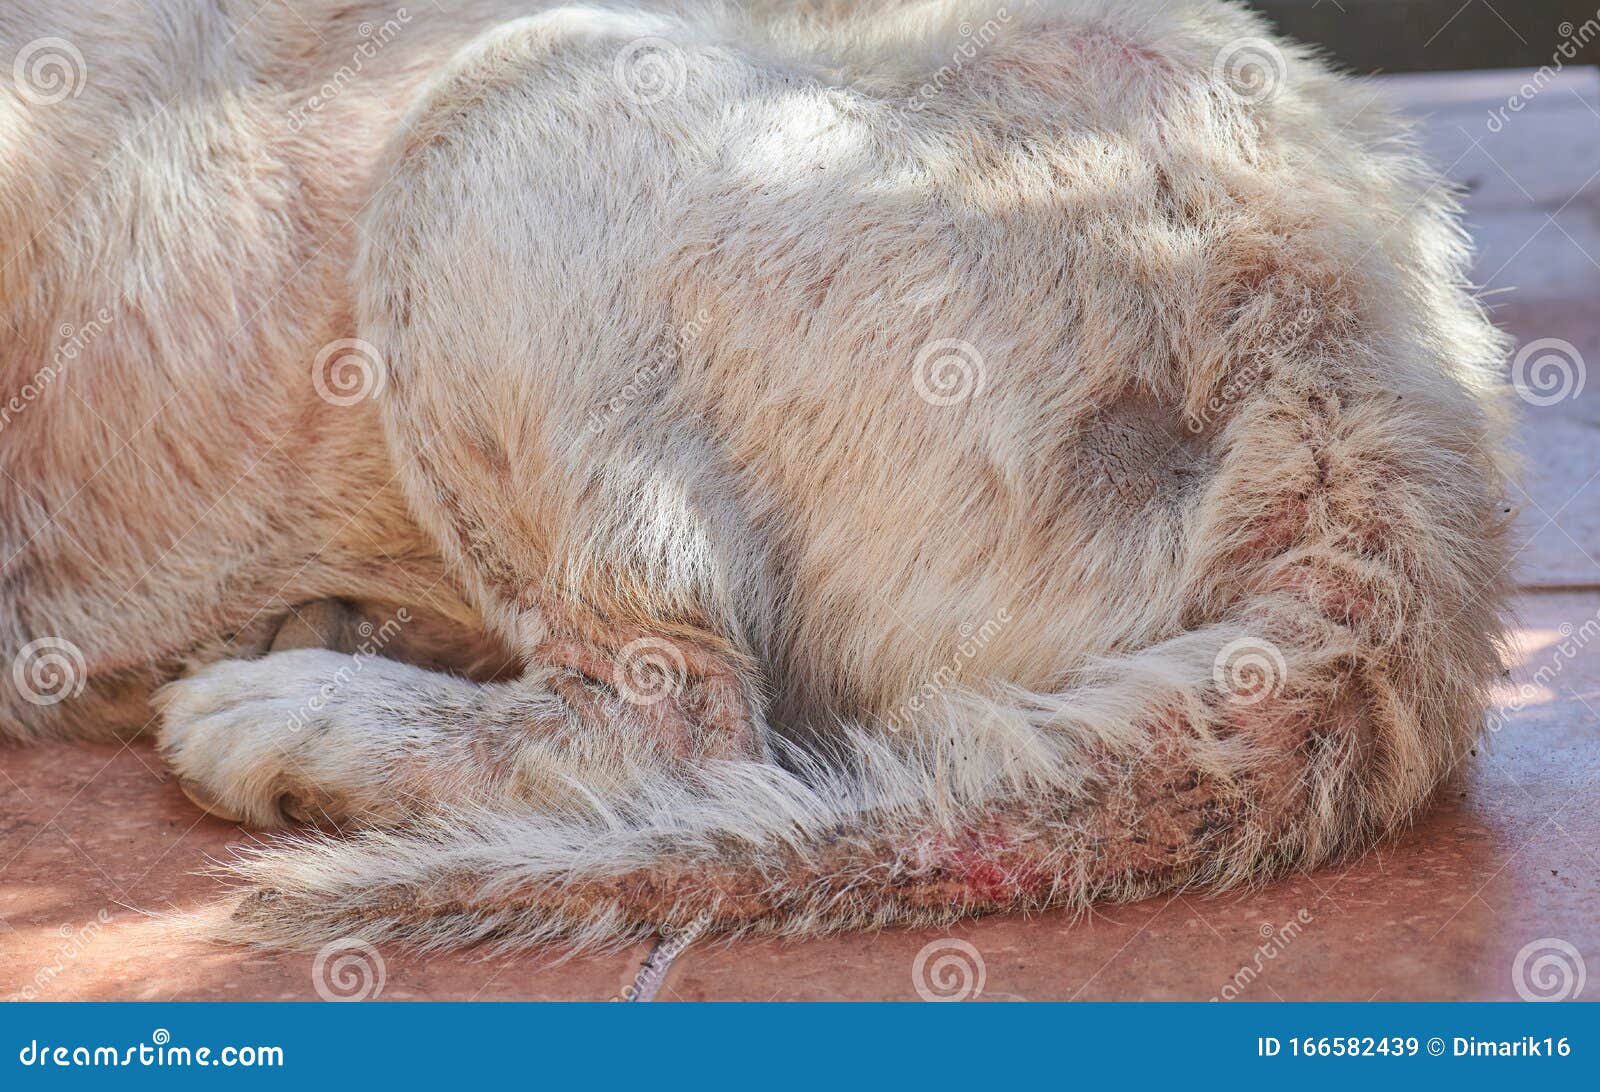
(1248, 0, 1600, 72)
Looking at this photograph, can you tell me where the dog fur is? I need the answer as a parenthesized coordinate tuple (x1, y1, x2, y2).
(1, 0, 1514, 952)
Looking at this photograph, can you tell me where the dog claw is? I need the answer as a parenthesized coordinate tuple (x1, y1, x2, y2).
(176, 776, 247, 824)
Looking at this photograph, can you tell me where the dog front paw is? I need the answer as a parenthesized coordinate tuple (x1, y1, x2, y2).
(154, 649, 398, 828)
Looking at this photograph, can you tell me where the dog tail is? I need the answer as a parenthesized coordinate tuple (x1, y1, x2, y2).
(213, 597, 1497, 955)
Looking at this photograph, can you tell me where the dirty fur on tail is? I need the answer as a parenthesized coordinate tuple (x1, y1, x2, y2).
(217, 584, 1501, 954)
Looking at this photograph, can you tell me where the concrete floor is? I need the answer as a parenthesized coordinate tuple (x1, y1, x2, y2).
(3, 68, 1599, 1002)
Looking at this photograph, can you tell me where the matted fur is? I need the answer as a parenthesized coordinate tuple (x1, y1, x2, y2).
(1, 0, 1513, 953)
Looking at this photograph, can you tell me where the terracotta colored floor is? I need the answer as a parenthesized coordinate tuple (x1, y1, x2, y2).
(4, 69, 1599, 1002)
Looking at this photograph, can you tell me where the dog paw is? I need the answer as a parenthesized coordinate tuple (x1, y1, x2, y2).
(154, 649, 413, 829)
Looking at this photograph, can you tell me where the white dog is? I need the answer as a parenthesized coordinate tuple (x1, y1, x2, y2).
(0, 0, 1513, 952)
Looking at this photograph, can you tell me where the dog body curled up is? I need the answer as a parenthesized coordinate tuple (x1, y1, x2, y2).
(0, 0, 1513, 950)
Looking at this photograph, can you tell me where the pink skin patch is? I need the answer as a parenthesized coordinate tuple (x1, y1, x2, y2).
(920, 827, 1052, 904)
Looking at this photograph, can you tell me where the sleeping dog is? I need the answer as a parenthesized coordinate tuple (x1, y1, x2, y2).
(0, 0, 1513, 951)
